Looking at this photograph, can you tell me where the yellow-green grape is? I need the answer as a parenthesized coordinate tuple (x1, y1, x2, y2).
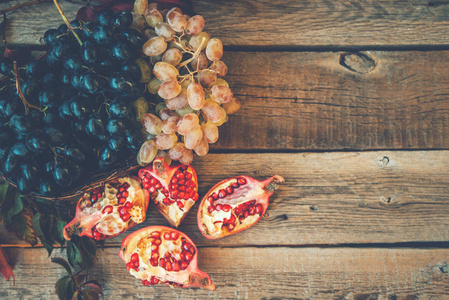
(169, 142, 188, 160)
(180, 76, 194, 89)
(186, 15, 205, 35)
(209, 61, 228, 78)
(135, 58, 152, 83)
(194, 138, 209, 156)
(144, 7, 163, 27)
(187, 82, 205, 110)
(155, 102, 166, 115)
(158, 80, 181, 99)
(148, 77, 162, 94)
(133, 0, 147, 14)
(213, 107, 227, 126)
(184, 125, 203, 149)
(159, 108, 178, 121)
(168, 39, 188, 51)
(211, 78, 229, 88)
(133, 97, 149, 122)
(155, 22, 176, 41)
(153, 62, 179, 82)
(210, 85, 233, 103)
(140, 128, 155, 141)
(156, 150, 171, 165)
(154, 132, 178, 150)
(167, 7, 187, 33)
(177, 113, 199, 135)
(190, 52, 209, 71)
(131, 13, 146, 30)
(202, 99, 223, 123)
(222, 98, 241, 114)
(162, 115, 180, 134)
(189, 32, 211, 51)
(175, 105, 196, 118)
(198, 69, 217, 88)
(137, 140, 158, 166)
(206, 38, 223, 61)
(165, 89, 188, 110)
(142, 36, 167, 56)
(162, 48, 183, 66)
(143, 28, 158, 40)
(149, 53, 163, 66)
(201, 121, 219, 144)
(141, 113, 163, 135)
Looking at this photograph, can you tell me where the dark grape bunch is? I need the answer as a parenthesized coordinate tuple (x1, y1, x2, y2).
(0, 9, 152, 196)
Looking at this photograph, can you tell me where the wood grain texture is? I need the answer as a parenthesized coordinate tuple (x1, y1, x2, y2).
(1, 247, 449, 299)
(2, 151, 449, 246)
(3, 0, 449, 46)
(213, 51, 449, 150)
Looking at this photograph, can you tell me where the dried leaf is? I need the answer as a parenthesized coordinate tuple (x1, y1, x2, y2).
(8, 205, 38, 246)
(0, 246, 14, 283)
(81, 283, 103, 298)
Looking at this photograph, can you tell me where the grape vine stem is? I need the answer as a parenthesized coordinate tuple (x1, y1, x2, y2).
(52, 0, 83, 46)
(176, 37, 206, 70)
(13, 61, 41, 114)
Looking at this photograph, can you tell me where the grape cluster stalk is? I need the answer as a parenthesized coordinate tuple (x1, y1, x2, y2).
(134, 1, 241, 166)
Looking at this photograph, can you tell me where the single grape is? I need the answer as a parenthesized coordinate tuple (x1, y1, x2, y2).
(126, 128, 144, 151)
(206, 38, 223, 61)
(99, 145, 118, 165)
(43, 29, 59, 46)
(158, 80, 181, 99)
(153, 62, 179, 82)
(92, 25, 113, 45)
(186, 15, 205, 35)
(25, 60, 50, 78)
(177, 113, 199, 135)
(162, 48, 182, 66)
(162, 115, 180, 134)
(108, 100, 136, 120)
(184, 125, 202, 149)
(166, 8, 187, 33)
(148, 77, 162, 94)
(142, 36, 167, 56)
(110, 40, 138, 61)
(2, 153, 19, 175)
(134, 58, 152, 83)
(85, 114, 106, 137)
(175, 105, 196, 118)
(178, 148, 193, 165)
(159, 108, 178, 121)
(210, 85, 233, 103)
(155, 22, 176, 41)
(194, 138, 209, 156)
(39, 179, 60, 196)
(52, 162, 74, 187)
(16, 176, 34, 194)
(223, 97, 241, 114)
(168, 142, 187, 160)
(137, 140, 158, 166)
(156, 149, 171, 165)
(201, 121, 219, 143)
(133, 0, 148, 15)
(9, 115, 33, 135)
(108, 137, 125, 152)
(25, 130, 49, 153)
(107, 117, 128, 138)
(190, 52, 209, 71)
(109, 72, 139, 95)
(70, 95, 95, 120)
(213, 106, 228, 126)
(154, 132, 178, 150)
(198, 69, 217, 87)
(166, 89, 188, 110)
(81, 72, 107, 94)
(122, 28, 145, 50)
(141, 113, 163, 135)
(142, 28, 158, 40)
(202, 99, 223, 123)
(144, 7, 163, 27)
(45, 126, 68, 147)
(189, 32, 211, 51)
(209, 61, 228, 77)
(112, 11, 133, 29)
(96, 9, 114, 27)
(187, 83, 205, 110)
(211, 78, 229, 88)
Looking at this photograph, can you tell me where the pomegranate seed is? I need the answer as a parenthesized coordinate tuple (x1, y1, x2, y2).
(150, 259, 158, 267)
(165, 261, 172, 271)
(131, 253, 139, 262)
(215, 204, 222, 211)
(159, 258, 166, 266)
(179, 253, 185, 261)
(176, 173, 184, 179)
(122, 191, 129, 198)
(212, 192, 218, 200)
(232, 182, 239, 188)
(229, 214, 236, 223)
(223, 217, 228, 224)
(134, 261, 139, 268)
(185, 173, 192, 180)
(102, 205, 113, 214)
(150, 178, 157, 185)
(179, 186, 186, 191)
(149, 186, 156, 193)
(151, 244, 158, 252)
(143, 183, 150, 189)
(171, 184, 178, 190)
(222, 205, 232, 212)
(116, 192, 122, 198)
(123, 182, 130, 188)
(149, 237, 155, 243)
(124, 202, 133, 209)
(255, 204, 263, 214)
(218, 189, 227, 198)
(164, 252, 170, 258)
(185, 187, 192, 193)
(121, 212, 131, 222)
(177, 201, 184, 208)
(193, 193, 199, 201)
(151, 231, 161, 238)
(208, 196, 213, 204)
(182, 243, 190, 251)
(227, 223, 235, 230)
(119, 187, 125, 192)
(142, 280, 150, 286)
(154, 239, 161, 245)
(173, 262, 181, 271)
(126, 262, 134, 271)
(171, 190, 179, 198)
(180, 180, 187, 186)
(185, 252, 193, 261)
(234, 208, 242, 215)
(178, 192, 185, 199)
(163, 232, 171, 240)
(183, 193, 189, 200)
(249, 206, 256, 215)
(171, 178, 178, 184)
(152, 277, 160, 284)
(143, 177, 150, 183)
(155, 182, 162, 189)
(93, 230, 102, 241)
(226, 186, 234, 194)
(118, 206, 128, 215)
(170, 198, 176, 204)
(237, 177, 247, 185)
(208, 206, 215, 213)
(181, 261, 189, 269)
(118, 197, 127, 204)
(152, 252, 159, 260)
(244, 211, 249, 218)
(171, 232, 179, 240)
(164, 191, 169, 197)
(163, 198, 170, 205)
(154, 199, 158, 204)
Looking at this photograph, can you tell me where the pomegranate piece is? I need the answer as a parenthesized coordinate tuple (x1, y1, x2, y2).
(119, 226, 215, 290)
(138, 157, 199, 227)
(63, 177, 149, 241)
(197, 175, 284, 239)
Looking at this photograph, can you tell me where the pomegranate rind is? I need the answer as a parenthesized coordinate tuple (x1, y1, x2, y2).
(63, 176, 150, 241)
(197, 175, 284, 239)
(119, 226, 215, 291)
(138, 157, 198, 228)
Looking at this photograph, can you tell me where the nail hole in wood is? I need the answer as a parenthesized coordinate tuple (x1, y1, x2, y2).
(309, 206, 318, 211)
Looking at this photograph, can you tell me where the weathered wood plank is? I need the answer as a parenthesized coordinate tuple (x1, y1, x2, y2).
(1, 247, 449, 299)
(214, 51, 449, 150)
(3, 0, 449, 46)
(2, 151, 449, 246)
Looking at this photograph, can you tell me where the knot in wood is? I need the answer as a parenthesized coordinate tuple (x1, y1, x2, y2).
(339, 52, 376, 74)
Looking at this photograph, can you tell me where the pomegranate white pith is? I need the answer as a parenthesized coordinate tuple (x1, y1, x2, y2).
(138, 157, 199, 227)
(198, 175, 284, 239)
(119, 226, 215, 290)
(63, 177, 149, 241)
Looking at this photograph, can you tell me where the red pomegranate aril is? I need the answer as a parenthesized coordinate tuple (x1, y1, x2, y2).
(155, 239, 162, 245)
(150, 178, 157, 185)
(165, 262, 172, 271)
(152, 252, 159, 260)
(124, 202, 133, 209)
(211, 193, 218, 200)
(163, 198, 170, 205)
(143, 177, 150, 183)
(121, 212, 131, 222)
(255, 204, 263, 214)
(171, 190, 179, 198)
(144, 183, 150, 189)
(134, 261, 140, 268)
(222, 205, 232, 212)
(173, 262, 181, 271)
(164, 232, 171, 240)
(244, 211, 249, 218)
(178, 192, 185, 199)
(176, 173, 184, 179)
(226, 186, 234, 194)
(171, 184, 178, 190)
(93, 230, 102, 241)
(231, 182, 239, 188)
(171, 178, 178, 184)
(126, 262, 134, 271)
(119, 186, 125, 193)
(91, 194, 97, 202)
(234, 208, 242, 215)
(229, 214, 236, 224)
(122, 191, 129, 198)
(227, 223, 235, 230)
(151, 244, 158, 252)
(181, 261, 189, 269)
(164, 252, 170, 259)
(179, 186, 186, 191)
(102, 205, 113, 214)
(151, 231, 161, 238)
(149, 186, 156, 193)
(155, 182, 162, 189)
(118, 206, 128, 215)
(208, 206, 215, 213)
(150, 277, 160, 284)
(159, 258, 166, 266)
(177, 201, 184, 208)
(185, 252, 193, 262)
(239, 215, 244, 222)
(131, 253, 139, 262)
(171, 232, 179, 240)
(215, 204, 222, 211)
(150, 259, 158, 267)
(142, 280, 150, 286)
(249, 206, 256, 215)
(119, 197, 127, 204)
(185, 173, 192, 180)
(193, 193, 199, 201)
(218, 189, 226, 198)
(237, 177, 247, 185)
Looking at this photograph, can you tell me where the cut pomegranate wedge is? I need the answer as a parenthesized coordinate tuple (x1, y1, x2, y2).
(63, 176, 149, 241)
(138, 157, 199, 227)
(119, 226, 215, 290)
(197, 175, 284, 239)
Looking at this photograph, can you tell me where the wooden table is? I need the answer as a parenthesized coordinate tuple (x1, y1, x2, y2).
(1, 0, 449, 298)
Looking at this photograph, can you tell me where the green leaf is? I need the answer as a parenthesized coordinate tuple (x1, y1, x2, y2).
(65, 277, 76, 300)
(80, 236, 97, 257)
(52, 257, 73, 276)
(0, 189, 24, 225)
(52, 218, 67, 248)
(71, 290, 79, 300)
(7, 205, 38, 246)
(55, 276, 71, 300)
(67, 241, 83, 268)
(75, 272, 88, 286)
(0, 181, 10, 207)
(32, 212, 54, 256)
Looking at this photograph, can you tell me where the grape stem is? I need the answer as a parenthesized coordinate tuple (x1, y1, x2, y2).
(52, 0, 83, 46)
(13, 61, 41, 114)
(176, 37, 206, 70)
